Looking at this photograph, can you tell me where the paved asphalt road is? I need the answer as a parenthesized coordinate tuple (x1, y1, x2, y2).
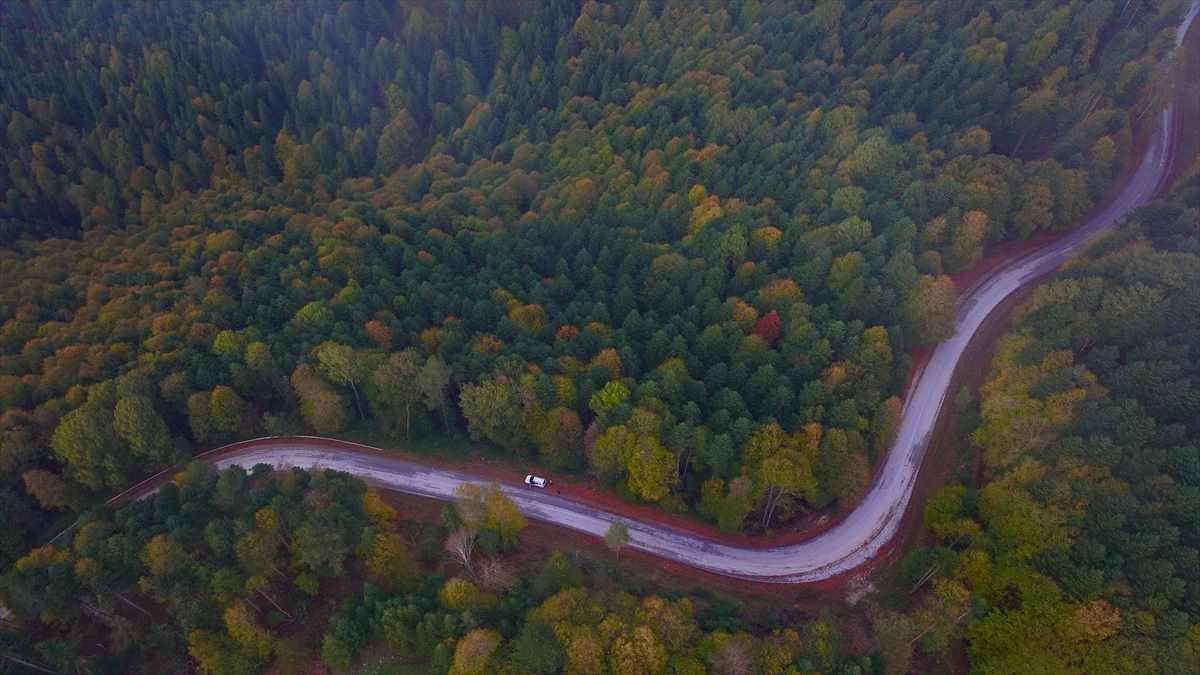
(121, 2, 1199, 582)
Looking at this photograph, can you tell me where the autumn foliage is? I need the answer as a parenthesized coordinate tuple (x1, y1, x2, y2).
(0, 1, 1192, 669)
(752, 310, 781, 346)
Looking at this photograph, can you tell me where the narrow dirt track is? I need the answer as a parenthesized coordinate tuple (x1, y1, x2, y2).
(84, 2, 1200, 583)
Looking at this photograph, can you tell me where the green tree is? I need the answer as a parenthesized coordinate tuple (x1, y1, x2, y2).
(744, 424, 818, 528)
(418, 356, 454, 437)
(588, 424, 627, 475)
(370, 350, 424, 444)
(186, 392, 215, 443)
(113, 395, 173, 463)
(604, 521, 631, 559)
(209, 386, 244, 440)
(453, 482, 490, 533)
(529, 406, 584, 468)
(50, 405, 123, 489)
(459, 378, 526, 456)
(308, 389, 349, 434)
(292, 364, 348, 434)
(142, 534, 190, 577)
(923, 485, 981, 546)
(440, 577, 488, 612)
(210, 567, 246, 605)
(624, 435, 675, 503)
(507, 619, 567, 674)
(945, 211, 987, 273)
(873, 609, 916, 675)
(814, 428, 851, 507)
(188, 629, 260, 675)
(321, 634, 355, 671)
(293, 302, 333, 330)
(294, 514, 351, 576)
(483, 482, 526, 549)
(235, 531, 284, 580)
(316, 342, 367, 420)
(699, 476, 756, 533)
(375, 108, 420, 175)
(589, 381, 631, 416)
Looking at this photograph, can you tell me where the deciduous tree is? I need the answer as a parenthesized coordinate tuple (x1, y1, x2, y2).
(449, 628, 502, 675)
(370, 350, 424, 444)
(604, 522, 631, 559)
(113, 395, 173, 463)
(22, 470, 83, 511)
(459, 378, 526, 456)
(51, 404, 124, 489)
(906, 275, 958, 345)
(418, 356, 454, 437)
(483, 482, 526, 549)
(440, 577, 487, 612)
(610, 625, 667, 675)
(444, 530, 478, 581)
(316, 343, 367, 420)
(625, 435, 675, 503)
(209, 386, 244, 439)
(589, 381, 630, 416)
(367, 530, 418, 592)
(223, 602, 275, 659)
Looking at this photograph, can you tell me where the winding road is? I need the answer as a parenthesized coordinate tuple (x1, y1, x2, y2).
(112, 3, 1199, 583)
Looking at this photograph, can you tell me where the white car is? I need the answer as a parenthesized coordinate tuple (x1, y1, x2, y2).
(524, 474, 547, 489)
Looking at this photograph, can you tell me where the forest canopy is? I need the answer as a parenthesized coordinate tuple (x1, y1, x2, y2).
(1, 462, 876, 675)
(884, 165, 1200, 673)
(1, 1, 1197, 673)
(0, 0, 1191, 573)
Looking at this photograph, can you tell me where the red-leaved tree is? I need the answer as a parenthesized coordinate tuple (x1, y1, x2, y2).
(753, 310, 782, 346)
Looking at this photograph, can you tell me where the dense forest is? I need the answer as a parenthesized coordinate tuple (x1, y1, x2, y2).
(1, 0, 1197, 673)
(6, 154, 1195, 675)
(1, 0, 1189, 567)
(881, 166, 1200, 673)
(1, 463, 875, 675)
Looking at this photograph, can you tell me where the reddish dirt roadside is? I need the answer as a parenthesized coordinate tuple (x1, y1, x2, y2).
(107, 433, 860, 549)
(867, 280, 1037, 579)
(376, 482, 865, 608)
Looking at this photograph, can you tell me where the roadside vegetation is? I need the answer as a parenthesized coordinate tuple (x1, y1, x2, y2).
(880, 166, 1199, 673)
(1, 464, 873, 674)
